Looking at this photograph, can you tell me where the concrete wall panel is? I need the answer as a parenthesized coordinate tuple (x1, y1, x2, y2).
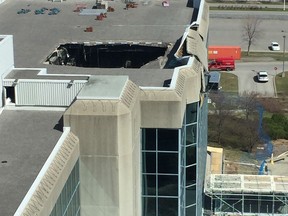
(118, 153, 134, 215)
(141, 100, 183, 128)
(118, 112, 132, 155)
(64, 80, 141, 216)
(69, 114, 118, 156)
(80, 155, 119, 215)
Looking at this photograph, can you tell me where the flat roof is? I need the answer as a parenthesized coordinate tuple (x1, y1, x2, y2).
(0, 0, 194, 68)
(5, 67, 174, 87)
(0, 0, 195, 214)
(77, 75, 128, 99)
(0, 0, 192, 87)
(5, 69, 89, 80)
(0, 109, 63, 216)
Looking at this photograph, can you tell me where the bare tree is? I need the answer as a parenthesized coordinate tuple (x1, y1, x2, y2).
(242, 16, 262, 56)
(234, 117, 260, 153)
(239, 91, 259, 120)
(209, 92, 232, 145)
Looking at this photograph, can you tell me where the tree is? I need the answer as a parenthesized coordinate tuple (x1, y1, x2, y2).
(242, 16, 262, 56)
(239, 91, 259, 120)
(237, 118, 260, 153)
(209, 92, 232, 145)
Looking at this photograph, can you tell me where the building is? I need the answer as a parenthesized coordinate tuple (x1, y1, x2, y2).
(0, 0, 209, 215)
(204, 145, 288, 215)
(205, 174, 288, 215)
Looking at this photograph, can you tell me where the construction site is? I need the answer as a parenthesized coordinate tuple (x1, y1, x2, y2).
(205, 146, 288, 216)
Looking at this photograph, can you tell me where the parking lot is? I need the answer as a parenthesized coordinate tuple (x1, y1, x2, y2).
(209, 12, 287, 52)
(229, 60, 280, 97)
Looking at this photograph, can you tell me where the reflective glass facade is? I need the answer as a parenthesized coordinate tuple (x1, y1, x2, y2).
(182, 102, 198, 216)
(142, 96, 208, 216)
(50, 160, 80, 216)
(197, 95, 208, 215)
(142, 128, 179, 216)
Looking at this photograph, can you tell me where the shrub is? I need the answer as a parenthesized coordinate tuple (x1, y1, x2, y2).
(263, 113, 288, 139)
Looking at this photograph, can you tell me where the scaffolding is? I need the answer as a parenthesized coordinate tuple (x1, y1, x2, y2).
(205, 174, 288, 216)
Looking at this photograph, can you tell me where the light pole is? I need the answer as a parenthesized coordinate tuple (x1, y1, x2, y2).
(282, 30, 286, 77)
(284, 0, 286, 11)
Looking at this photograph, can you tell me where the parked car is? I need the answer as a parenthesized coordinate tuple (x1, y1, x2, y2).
(257, 71, 269, 82)
(271, 42, 280, 51)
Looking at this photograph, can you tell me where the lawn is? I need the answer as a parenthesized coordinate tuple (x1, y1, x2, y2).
(207, 1, 288, 12)
(214, 52, 288, 95)
(209, 6, 288, 12)
(219, 72, 238, 93)
(241, 51, 288, 62)
(275, 72, 288, 96)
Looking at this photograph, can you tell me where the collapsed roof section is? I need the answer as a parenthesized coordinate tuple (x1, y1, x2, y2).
(174, 27, 208, 71)
(174, 0, 209, 71)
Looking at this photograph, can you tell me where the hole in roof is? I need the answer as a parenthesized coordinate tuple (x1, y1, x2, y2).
(1, 160, 7, 163)
(45, 42, 168, 68)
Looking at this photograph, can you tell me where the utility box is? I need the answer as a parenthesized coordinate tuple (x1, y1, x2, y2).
(207, 71, 221, 91)
(208, 46, 241, 60)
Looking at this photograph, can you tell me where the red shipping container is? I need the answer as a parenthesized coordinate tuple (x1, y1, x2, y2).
(208, 46, 241, 60)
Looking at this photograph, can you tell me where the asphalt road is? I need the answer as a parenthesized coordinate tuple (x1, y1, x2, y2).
(230, 61, 283, 97)
(209, 8, 288, 52)
(209, 9, 287, 97)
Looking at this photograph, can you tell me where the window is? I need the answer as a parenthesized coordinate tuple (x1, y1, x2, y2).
(50, 160, 80, 216)
(158, 175, 178, 196)
(186, 165, 196, 186)
(158, 153, 178, 174)
(186, 145, 196, 165)
(142, 128, 180, 216)
(186, 103, 198, 124)
(142, 152, 156, 173)
(142, 175, 156, 195)
(142, 197, 156, 216)
(158, 129, 178, 151)
(142, 129, 156, 150)
(186, 124, 197, 145)
(186, 185, 196, 206)
(158, 198, 178, 216)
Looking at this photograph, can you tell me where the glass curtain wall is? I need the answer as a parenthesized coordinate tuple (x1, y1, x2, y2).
(183, 102, 198, 216)
(196, 94, 208, 215)
(142, 100, 207, 216)
(50, 160, 80, 216)
(142, 128, 180, 216)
